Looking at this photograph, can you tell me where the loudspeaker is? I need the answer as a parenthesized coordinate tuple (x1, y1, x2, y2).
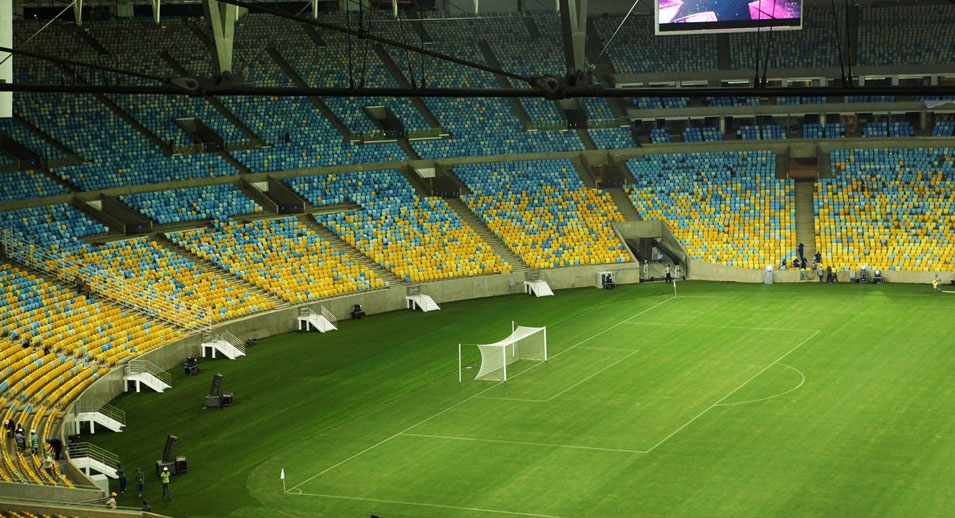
(221, 393, 234, 406)
(162, 435, 178, 463)
(175, 457, 188, 473)
(209, 373, 224, 397)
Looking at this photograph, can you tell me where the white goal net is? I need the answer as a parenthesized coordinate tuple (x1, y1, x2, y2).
(459, 323, 547, 382)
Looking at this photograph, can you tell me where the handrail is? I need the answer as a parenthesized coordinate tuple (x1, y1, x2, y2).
(218, 330, 247, 355)
(66, 442, 118, 470)
(127, 359, 172, 388)
(321, 305, 337, 325)
(76, 402, 126, 426)
(0, 228, 212, 334)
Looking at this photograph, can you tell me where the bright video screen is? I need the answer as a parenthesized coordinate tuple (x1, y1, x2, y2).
(656, 0, 803, 35)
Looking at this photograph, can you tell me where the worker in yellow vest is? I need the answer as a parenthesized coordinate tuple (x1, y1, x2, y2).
(160, 466, 172, 500)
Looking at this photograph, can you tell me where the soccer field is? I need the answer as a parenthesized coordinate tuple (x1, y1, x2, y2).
(87, 281, 954, 518)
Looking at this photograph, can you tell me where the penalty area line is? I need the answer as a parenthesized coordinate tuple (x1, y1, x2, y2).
(642, 329, 821, 454)
(289, 491, 572, 518)
(402, 432, 648, 454)
(285, 296, 675, 492)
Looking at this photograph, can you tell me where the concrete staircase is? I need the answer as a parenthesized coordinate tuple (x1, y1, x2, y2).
(607, 187, 641, 221)
(577, 128, 597, 150)
(794, 179, 817, 261)
(152, 234, 287, 307)
(447, 199, 530, 274)
(296, 215, 402, 285)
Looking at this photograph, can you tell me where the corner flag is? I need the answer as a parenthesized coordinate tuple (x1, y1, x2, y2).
(280, 468, 285, 480)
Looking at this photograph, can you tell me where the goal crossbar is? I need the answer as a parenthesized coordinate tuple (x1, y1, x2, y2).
(458, 323, 547, 382)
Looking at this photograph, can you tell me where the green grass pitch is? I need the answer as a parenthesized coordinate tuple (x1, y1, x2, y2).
(87, 281, 954, 518)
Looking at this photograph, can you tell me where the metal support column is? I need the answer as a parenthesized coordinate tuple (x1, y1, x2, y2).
(204, 0, 237, 79)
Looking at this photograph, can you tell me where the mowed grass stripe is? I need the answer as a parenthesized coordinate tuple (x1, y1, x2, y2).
(82, 282, 955, 518)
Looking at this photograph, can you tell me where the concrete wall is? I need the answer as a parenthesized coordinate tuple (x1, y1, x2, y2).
(0, 496, 153, 517)
(0, 483, 106, 505)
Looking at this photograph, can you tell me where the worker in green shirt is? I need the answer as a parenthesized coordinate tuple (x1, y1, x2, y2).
(135, 467, 145, 497)
(160, 466, 172, 500)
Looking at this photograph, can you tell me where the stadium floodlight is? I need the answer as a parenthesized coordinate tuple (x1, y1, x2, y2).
(459, 323, 547, 382)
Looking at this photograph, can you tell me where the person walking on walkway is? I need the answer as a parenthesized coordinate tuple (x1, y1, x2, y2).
(161, 466, 172, 500)
(665, 264, 672, 283)
(14, 428, 25, 453)
(29, 430, 39, 456)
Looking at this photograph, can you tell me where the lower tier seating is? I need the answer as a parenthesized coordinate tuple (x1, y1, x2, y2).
(626, 152, 797, 269)
(818, 148, 955, 271)
(169, 218, 383, 302)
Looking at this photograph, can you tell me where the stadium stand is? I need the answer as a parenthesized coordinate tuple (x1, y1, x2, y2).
(737, 125, 787, 141)
(588, 127, 636, 149)
(626, 152, 797, 269)
(818, 148, 955, 272)
(0, 170, 70, 204)
(649, 128, 671, 144)
(729, 7, 844, 70)
(169, 218, 384, 302)
(121, 184, 264, 224)
(858, 4, 955, 66)
(455, 160, 630, 269)
(286, 170, 511, 282)
(592, 14, 717, 73)
(862, 121, 916, 138)
(933, 121, 955, 137)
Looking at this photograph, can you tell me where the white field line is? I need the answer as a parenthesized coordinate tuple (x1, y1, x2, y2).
(285, 296, 676, 492)
(401, 433, 647, 454)
(642, 329, 820, 454)
(544, 350, 640, 402)
(621, 321, 813, 332)
(679, 294, 954, 308)
(715, 363, 806, 407)
(292, 491, 571, 518)
(575, 346, 638, 351)
(476, 348, 640, 403)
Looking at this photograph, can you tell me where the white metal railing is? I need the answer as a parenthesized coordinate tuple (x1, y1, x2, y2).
(218, 330, 247, 355)
(1, 228, 212, 334)
(127, 359, 172, 388)
(67, 442, 119, 470)
(77, 401, 126, 427)
(321, 305, 337, 325)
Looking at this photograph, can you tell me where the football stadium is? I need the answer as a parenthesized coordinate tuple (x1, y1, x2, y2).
(0, 0, 952, 517)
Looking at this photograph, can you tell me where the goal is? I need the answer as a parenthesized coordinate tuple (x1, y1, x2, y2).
(459, 323, 547, 382)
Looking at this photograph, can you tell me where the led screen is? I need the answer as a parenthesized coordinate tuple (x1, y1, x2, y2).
(656, 0, 803, 35)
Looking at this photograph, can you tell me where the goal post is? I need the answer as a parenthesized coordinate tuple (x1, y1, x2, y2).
(459, 323, 547, 382)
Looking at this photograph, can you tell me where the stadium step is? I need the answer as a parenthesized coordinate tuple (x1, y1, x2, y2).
(794, 179, 817, 262)
(266, 46, 351, 139)
(296, 215, 404, 285)
(607, 187, 641, 221)
(372, 44, 443, 130)
(577, 129, 597, 151)
(478, 40, 532, 129)
(152, 234, 288, 307)
(11, 112, 80, 158)
(52, 64, 173, 156)
(570, 155, 597, 187)
(584, 18, 628, 120)
(160, 52, 265, 144)
(446, 199, 531, 273)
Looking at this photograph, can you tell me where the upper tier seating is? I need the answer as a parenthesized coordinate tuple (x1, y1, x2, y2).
(729, 7, 844, 70)
(862, 122, 915, 138)
(633, 97, 690, 110)
(859, 4, 955, 66)
(286, 170, 510, 282)
(592, 15, 717, 73)
(649, 128, 671, 144)
(818, 148, 955, 272)
(737, 125, 786, 141)
(933, 122, 955, 137)
(122, 184, 263, 224)
(169, 218, 383, 302)
(626, 152, 797, 269)
(0, 118, 64, 161)
(456, 160, 630, 269)
(588, 127, 635, 150)
(0, 170, 70, 205)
